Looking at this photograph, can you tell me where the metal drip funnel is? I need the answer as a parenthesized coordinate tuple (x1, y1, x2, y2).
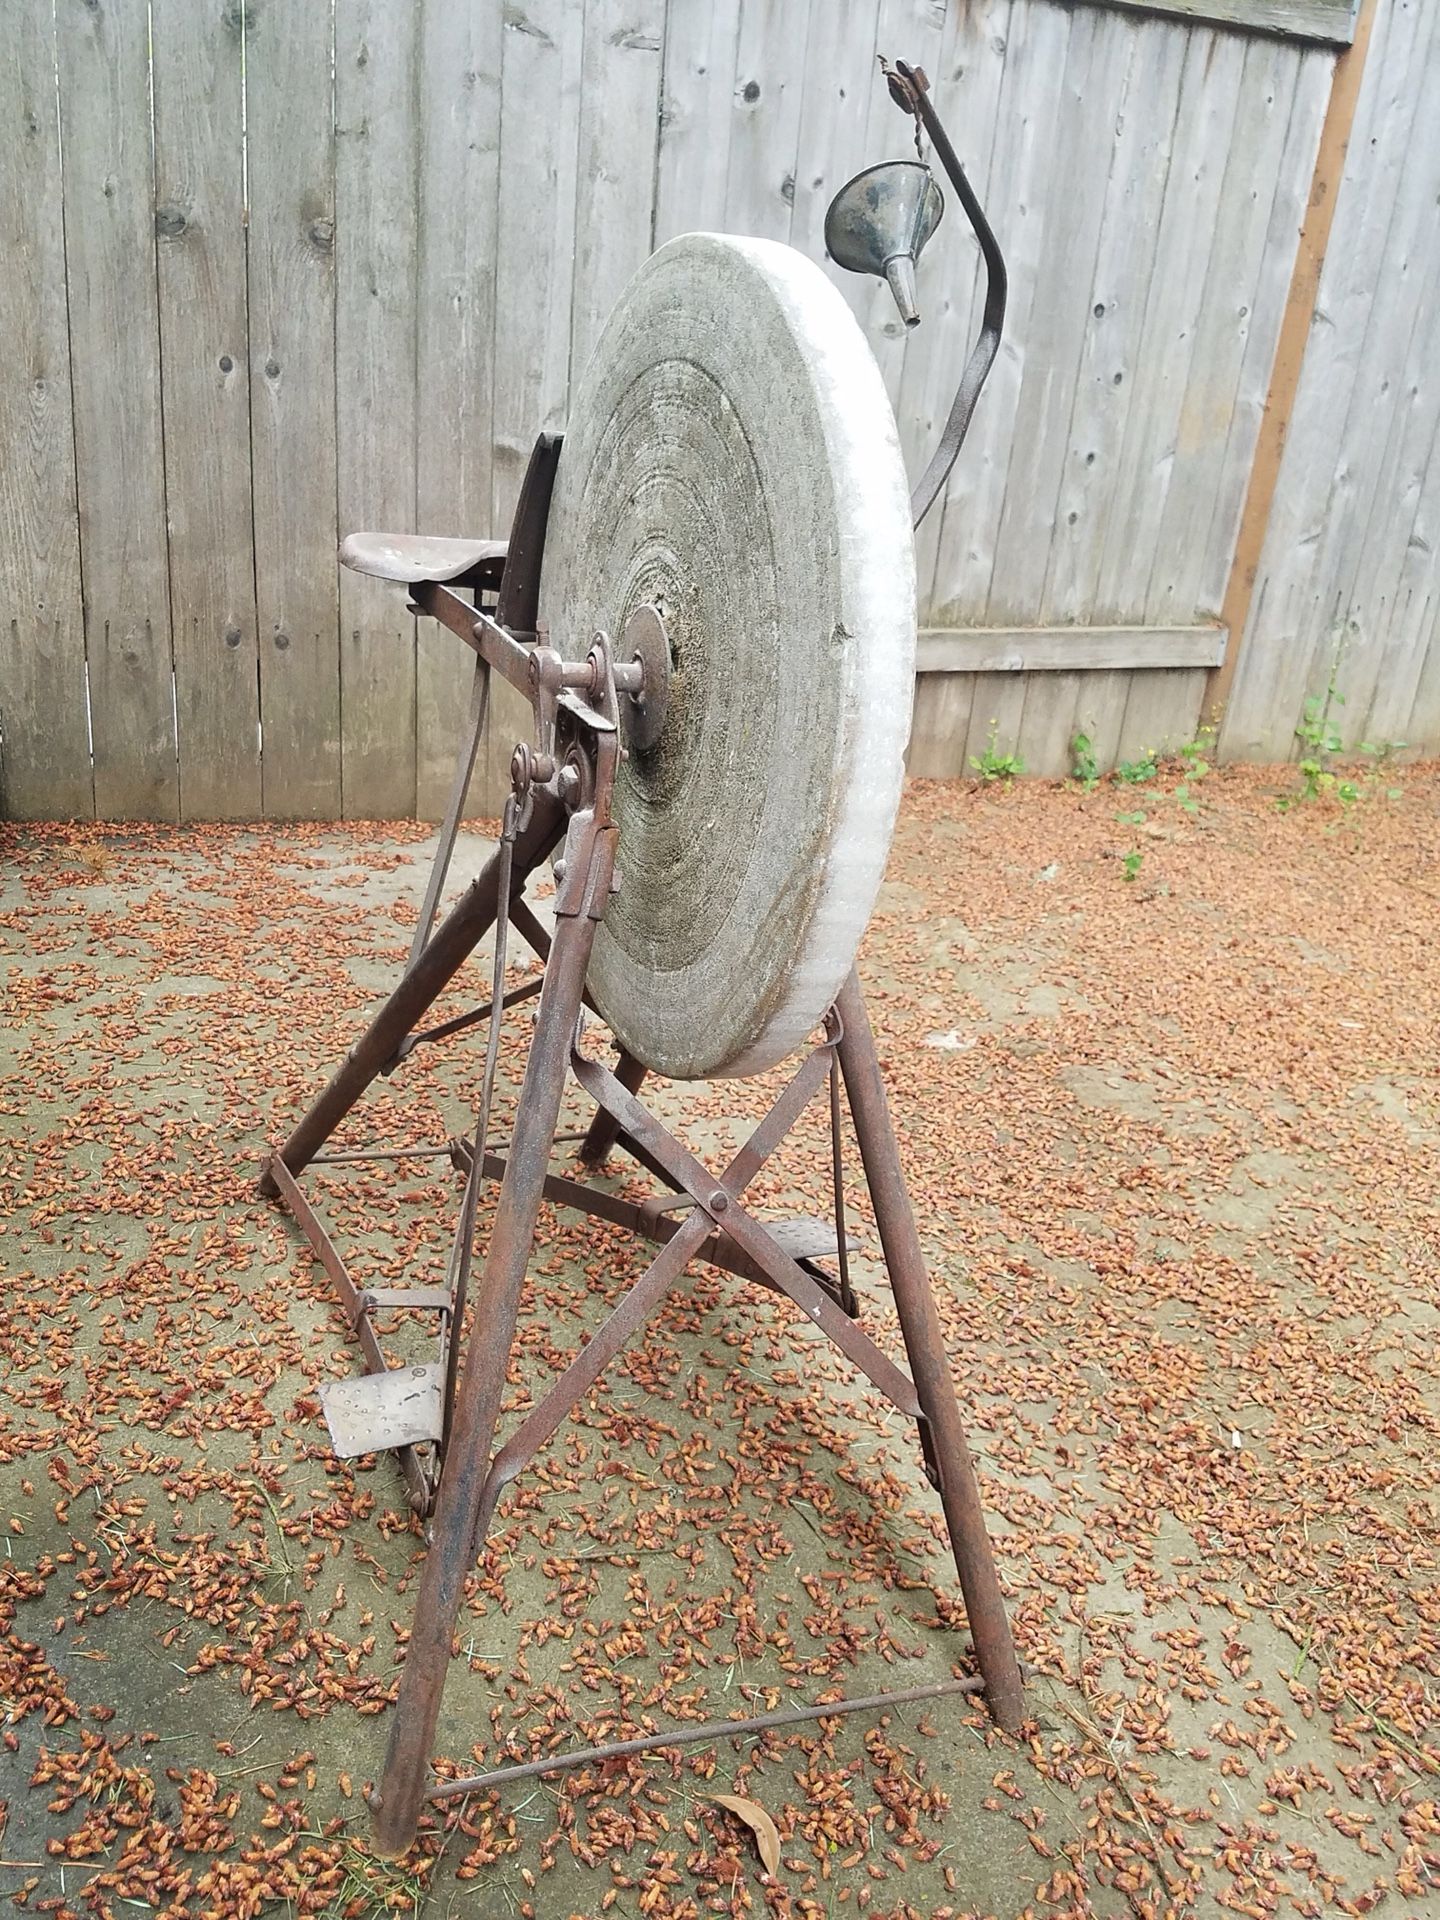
(824, 159, 944, 328)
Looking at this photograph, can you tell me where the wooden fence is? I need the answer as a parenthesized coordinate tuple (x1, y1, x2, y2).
(4, 0, 1433, 823)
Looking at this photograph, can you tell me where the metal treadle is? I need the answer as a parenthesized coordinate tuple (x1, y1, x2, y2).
(767, 1218, 860, 1262)
(320, 1364, 444, 1458)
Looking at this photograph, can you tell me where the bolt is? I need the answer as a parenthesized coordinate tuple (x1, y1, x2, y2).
(554, 859, 567, 882)
(709, 1190, 729, 1214)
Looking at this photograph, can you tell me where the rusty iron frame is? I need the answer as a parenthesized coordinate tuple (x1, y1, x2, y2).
(265, 784, 1025, 1852)
(263, 153, 1025, 1841)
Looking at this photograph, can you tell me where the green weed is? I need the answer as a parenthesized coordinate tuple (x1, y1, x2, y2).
(1070, 729, 1101, 792)
(1114, 751, 1158, 786)
(971, 721, 1024, 784)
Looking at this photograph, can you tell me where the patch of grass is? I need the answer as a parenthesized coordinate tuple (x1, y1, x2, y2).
(315, 1837, 436, 1919)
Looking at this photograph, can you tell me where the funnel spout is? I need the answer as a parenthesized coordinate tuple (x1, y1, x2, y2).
(884, 254, 920, 328)
(824, 159, 944, 328)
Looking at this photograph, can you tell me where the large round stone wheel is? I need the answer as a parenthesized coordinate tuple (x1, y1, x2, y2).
(538, 232, 915, 1080)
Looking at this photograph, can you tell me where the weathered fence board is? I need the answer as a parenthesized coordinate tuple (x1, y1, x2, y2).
(483, 0, 587, 813)
(0, 6, 89, 821)
(901, 0, 1013, 622)
(723, 0, 813, 246)
(4, 0, 1439, 819)
(246, 0, 341, 821)
(654, 0, 744, 245)
(151, 0, 260, 822)
(414, 0, 503, 819)
(335, 0, 421, 820)
(572, 1, 667, 381)
(56, 0, 176, 821)
(1221, 0, 1440, 760)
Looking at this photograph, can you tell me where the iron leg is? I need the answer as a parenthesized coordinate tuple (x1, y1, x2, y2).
(369, 828, 613, 1857)
(834, 971, 1025, 1734)
(259, 795, 565, 1195)
(577, 1049, 647, 1164)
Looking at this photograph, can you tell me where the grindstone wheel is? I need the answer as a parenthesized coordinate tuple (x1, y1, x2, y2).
(539, 232, 915, 1080)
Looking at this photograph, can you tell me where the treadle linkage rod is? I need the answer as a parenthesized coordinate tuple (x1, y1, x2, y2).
(429, 1677, 986, 1800)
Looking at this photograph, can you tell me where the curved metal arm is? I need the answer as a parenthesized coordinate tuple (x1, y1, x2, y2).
(887, 60, 1008, 530)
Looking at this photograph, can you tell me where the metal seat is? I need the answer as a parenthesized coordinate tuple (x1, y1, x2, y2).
(338, 530, 507, 585)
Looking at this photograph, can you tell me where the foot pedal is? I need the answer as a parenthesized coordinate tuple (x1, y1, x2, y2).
(768, 1218, 860, 1261)
(355, 1286, 453, 1316)
(320, 1363, 444, 1458)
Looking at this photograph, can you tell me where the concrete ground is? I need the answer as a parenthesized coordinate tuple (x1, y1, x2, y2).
(0, 763, 1437, 1919)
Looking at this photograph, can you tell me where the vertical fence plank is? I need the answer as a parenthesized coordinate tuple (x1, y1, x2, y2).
(484, 0, 587, 816)
(1397, 579, 1440, 749)
(335, 0, 420, 819)
(246, 0, 340, 820)
(415, 0, 502, 819)
(1038, 16, 1187, 767)
(570, 0, 666, 383)
(789, 0, 882, 283)
(57, 0, 176, 820)
(1006, 11, 1144, 779)
(1221, 0, 1427, 759)
(724, 0, 815, 243)
(859, 0, 949, 412)
(1196, 44, 1332, 621)
(929, 0, 1072, 630)
(897, 0, 1013, 618)
(0, 5, 90, 820)
(1320, 176, 1440, 740)
(1292, 3, 1440, 738)
(908, 673, 976, 779)
(1092, 27, 1247, 623)
(989, 6, 1130, 628)
(653, 0, 743, 246)
(151, 0, 259, 821)
(1043, 18, 1185, 627)
(1114, 668, 1207, 762)
(947, 0, 1074, 780)
(491, 2, 585, 523)
(1145, 37, 1303, 628)
(1362, 394, 1440, 745)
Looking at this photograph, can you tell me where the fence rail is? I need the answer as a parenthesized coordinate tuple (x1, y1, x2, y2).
(1, 0, 1435, 820)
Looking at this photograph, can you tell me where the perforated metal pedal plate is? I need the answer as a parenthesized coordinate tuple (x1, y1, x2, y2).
(320, 1364, 444, 1458)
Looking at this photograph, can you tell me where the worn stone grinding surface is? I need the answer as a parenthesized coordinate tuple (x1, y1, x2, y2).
(538, 232, 916, 1081)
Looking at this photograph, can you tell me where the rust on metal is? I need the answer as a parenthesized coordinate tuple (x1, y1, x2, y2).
(429, 1677, 986, 1800)
(261, 68, 1023, 1858)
